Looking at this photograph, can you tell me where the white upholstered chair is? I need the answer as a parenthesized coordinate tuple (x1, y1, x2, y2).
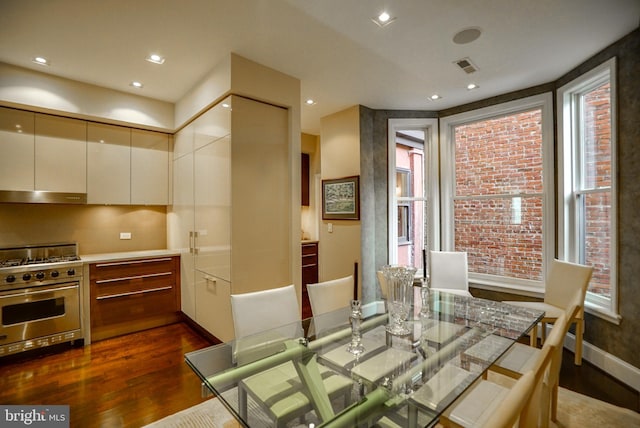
(230, 284, 353, 427)
(306, 275, 354, 316)
(429, 251, 473, 297)
(503, 259, 593, 365)
(438, 343, 553, 428)
(489, 304, 580, 426)
(307, 275, 354, 335)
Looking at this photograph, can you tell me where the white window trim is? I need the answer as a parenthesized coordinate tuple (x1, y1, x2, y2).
(557, 57, 620, 324)
(439, 93, 555, 293)
(387, 118, 439, 271)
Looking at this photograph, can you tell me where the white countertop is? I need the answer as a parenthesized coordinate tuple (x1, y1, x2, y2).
(80, 249, 181, 263)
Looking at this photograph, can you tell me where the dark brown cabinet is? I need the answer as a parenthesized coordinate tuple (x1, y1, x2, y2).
(301, 241, 318, 318)
(90, 256, 181, 341)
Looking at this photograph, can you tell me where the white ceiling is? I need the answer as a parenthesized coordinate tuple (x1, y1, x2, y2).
(1, 0, 638, 134)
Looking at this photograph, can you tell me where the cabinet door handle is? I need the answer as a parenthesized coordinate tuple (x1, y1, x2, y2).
(96, 286, 172, 300)
(193, 231, 199, 255)
(95, 258, 173, 268)
(95, 271, 173, 284)
(189, 231, 195, 254)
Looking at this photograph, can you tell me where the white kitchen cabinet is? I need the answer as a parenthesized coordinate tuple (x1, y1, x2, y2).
(170, 95, 290, 341)
(35, 113, 87, 193)
(87, 123, 131, 204)
(0, 107, 34, 191)
(194, 270, 233, 342)
(131, 129, 169, 205)
(172, 148, 196, 319)
(173, 122, 194, 161)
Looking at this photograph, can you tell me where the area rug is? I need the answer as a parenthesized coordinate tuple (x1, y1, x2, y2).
(143, 384, 640, 428)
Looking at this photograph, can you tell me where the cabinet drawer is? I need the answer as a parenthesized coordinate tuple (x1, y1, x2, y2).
(90, 255, 181, 341)
(302, 243, 318, 256)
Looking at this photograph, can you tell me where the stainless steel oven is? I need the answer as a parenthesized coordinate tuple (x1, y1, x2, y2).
(0, 242, 83, 357)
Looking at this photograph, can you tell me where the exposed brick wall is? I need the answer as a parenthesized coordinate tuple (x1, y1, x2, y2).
(453, 110, 544, 281)
(582, 82, 612, 296)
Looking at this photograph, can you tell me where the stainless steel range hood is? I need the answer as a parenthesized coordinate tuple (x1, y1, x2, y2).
(0, 190, 87, 204)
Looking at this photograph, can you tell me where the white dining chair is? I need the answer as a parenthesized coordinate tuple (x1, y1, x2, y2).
(490, 304, 580, 426)
(306, 275, 354, 316)
(503, 259, 593, 365)
(230, 284, 353, 427)
(429, 251, 473, 297)
(438, 343, 553, 428)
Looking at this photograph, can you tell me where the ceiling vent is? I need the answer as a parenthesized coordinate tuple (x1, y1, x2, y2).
(454, 57, 478, 74)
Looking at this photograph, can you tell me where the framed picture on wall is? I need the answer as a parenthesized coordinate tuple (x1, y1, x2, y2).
(322, 176, 360, 220)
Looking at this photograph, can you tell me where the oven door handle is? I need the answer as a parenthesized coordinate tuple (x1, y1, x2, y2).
(0, 284, 78, 299)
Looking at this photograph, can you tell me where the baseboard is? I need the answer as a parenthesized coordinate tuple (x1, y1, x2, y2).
(541, 325, 640, 393)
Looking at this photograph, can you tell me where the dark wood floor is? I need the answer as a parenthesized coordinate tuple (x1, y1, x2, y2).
(0, 322, 637, 428)
(0, 323, 214, 428)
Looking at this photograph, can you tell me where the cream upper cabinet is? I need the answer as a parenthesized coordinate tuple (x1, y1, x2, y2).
(131, 129, 169, 205)
(35, 113, 87, 193)
(173, 122, 193, 160)
(0, 107, 34, 191)
(87, 123, 131, 204)
(193, 102, 231, 151)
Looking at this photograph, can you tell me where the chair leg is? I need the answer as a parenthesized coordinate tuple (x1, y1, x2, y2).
(541, 321, 547, 344)
(551, 382, 559, 422)
(530, 323, 538, 348)
(575, 318, 584, 365)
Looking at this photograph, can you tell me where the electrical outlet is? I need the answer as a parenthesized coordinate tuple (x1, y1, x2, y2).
(120, 232, 132, 240)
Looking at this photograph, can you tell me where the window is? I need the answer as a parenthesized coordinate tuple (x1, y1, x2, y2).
(558, 58, 618, 323)
(387, 119, 439, 277)
(440, 94, 554, 292)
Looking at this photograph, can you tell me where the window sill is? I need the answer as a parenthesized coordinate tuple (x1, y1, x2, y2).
(584, 302, 621, 325)
(469, 273, 544, 298)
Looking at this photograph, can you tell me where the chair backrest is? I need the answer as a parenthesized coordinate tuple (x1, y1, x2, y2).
(306, 275, 354, 316)
(376, 270, 388, 299)
(519, 344, 554, 428)
(544, 259, 593, 311)
(230, 284, 301, 339)
(543, 304, 580, 389)
(481, 370, 536, 428)
(429, 251, 469, 292)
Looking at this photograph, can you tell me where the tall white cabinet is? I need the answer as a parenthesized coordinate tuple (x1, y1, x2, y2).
(170, 95, 290, 342)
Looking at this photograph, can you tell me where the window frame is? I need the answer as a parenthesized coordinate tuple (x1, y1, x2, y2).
(387, 118, 439, 277)
(557, 57, 620, 324)
(439, 93, 555, 294)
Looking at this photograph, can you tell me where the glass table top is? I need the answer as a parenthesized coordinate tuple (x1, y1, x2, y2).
(185, 289, 544, 428)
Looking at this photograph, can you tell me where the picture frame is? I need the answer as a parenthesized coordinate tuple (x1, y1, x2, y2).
(322, 176, 360, 220)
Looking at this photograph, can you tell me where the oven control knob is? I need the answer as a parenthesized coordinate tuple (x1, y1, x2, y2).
(67, 269, 76, 276)
(51, 270, 60, 278)
(6, 275, 15, 283)
(35, 272, 45, 280)
(22, 273, 31, 281)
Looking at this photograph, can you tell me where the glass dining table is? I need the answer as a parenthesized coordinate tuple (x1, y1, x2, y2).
(185, 288, 544, 428)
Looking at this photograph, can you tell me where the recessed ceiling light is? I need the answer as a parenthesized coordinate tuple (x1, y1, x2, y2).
(32, 56, 49, 66)
(305, 99, 316, 105)
(146, 54, 165, 65)
(222, 103, 231, 108)
(467, 83, 479, 90)
(130, 81, 144, 88)
(429, 94, 442, 101)
(372, 11, 396, 27)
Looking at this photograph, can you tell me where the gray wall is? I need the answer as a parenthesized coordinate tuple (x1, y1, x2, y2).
(360, 27, 640, 370)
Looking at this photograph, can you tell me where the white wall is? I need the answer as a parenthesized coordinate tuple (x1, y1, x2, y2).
(0, 62, 174, 131)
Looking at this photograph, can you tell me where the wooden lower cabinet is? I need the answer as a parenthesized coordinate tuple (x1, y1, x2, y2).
(301, 242, 319, 319)
(89, 256, 181, 341)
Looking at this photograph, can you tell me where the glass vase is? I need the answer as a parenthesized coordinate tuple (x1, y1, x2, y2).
(383, 265, 416, 336)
